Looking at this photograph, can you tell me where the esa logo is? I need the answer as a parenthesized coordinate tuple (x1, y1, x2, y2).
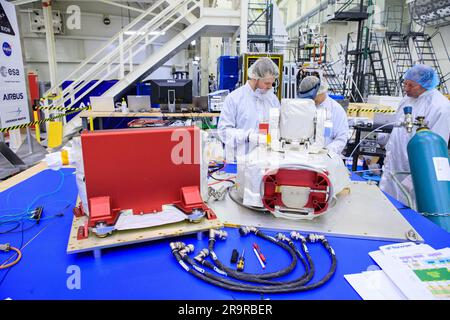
(2, 42, 12, 57)
(3, 93, 24, 101)
(0, 67, 19, 77)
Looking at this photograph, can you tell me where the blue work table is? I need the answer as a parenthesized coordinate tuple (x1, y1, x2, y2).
(0, 168, 449, 300)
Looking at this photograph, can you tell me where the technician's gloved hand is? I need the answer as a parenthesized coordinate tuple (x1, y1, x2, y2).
(248, 132, 267, 146)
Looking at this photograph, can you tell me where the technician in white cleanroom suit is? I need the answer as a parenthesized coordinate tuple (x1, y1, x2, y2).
(298, 76, 349, 154)
(217, 57, 280, 157)
(379, 64, 450, 208)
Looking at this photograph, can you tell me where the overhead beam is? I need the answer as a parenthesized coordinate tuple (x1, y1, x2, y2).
(11, 0, 41, 5)
(96, 0, 145, 13)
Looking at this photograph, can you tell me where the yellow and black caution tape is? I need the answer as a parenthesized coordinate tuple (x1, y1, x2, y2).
(0, 106, 90, 133)
(347, 108, 396, 114)
(34, 105, 90, 112)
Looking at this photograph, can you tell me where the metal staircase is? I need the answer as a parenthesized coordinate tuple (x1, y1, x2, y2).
(385, 32, 413, 90)
(410, 32, 449, 94)
(322, 62, 344, 95)
(247, 0, 274, 52)
(367, 50, 391, 96)
(43, 0, 240, 119)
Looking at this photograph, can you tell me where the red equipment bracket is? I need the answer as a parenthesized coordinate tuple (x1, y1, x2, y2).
(87, 196, 121, 228)
(262, 169, 331, 215)
(175, 186, 217, 220)
(77, 221, 89, 240)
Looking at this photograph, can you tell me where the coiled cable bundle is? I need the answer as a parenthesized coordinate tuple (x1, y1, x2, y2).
(169, 226, 337, 293)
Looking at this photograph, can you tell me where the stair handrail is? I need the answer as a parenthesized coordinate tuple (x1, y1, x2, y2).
(54, 0, 201, 111)
(48, 0, 199, 109)
(44, 0, 168, 97)
(58, 0, 186, 96)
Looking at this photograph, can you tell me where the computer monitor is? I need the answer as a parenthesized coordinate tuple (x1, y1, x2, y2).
(127, 95, 151, 112)
(149, 79, 193, 112)
(90, 96, 115, 112)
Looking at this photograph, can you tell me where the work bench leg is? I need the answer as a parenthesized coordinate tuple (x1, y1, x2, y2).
(93, 249, 102, 259)
(196, 231, 204, 241)
(82, 117, 88, 130)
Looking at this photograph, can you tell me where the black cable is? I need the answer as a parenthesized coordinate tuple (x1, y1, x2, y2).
(171, 232, 337, 293)
(208, 230, 298, 282)
(208, 173, 236, 185)
(0, 221, 20, 234)
(2, 221, 38, 234)
(0, 217, 25, 286)
(201, 235, 313, 287)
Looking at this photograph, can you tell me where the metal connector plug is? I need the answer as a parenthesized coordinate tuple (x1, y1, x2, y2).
(179, 244, 195, 256)
(0, 243, 11, 252)
(239, 226, 257, 236)
(209, 229, 228, 240)
(275, 233, 291, 242)
(290, 231, 306, 242)
(170, 241, 186, 252)
(307, 234, 326, 243)
(194, 248, 210, 263)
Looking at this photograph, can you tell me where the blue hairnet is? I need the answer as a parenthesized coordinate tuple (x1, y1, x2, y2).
(403, 64, 440, 90)
(298, 76, 321, 99)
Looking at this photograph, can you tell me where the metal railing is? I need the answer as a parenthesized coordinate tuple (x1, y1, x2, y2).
(44, 0, 201, 112)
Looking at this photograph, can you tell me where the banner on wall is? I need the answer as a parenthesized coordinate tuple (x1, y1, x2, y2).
(0, 0, 30, 129)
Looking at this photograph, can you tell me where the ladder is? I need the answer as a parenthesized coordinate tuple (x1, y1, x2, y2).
(385, 32, 413, 90)
(322, 62, 344, 95)
(410, 32, 449, 94)
(367, 50, 391, 96)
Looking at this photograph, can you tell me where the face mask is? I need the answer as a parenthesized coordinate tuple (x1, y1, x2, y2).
(255, 88, 269, 96)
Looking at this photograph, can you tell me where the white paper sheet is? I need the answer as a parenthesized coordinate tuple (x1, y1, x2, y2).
(369, 244, 450, 300)
(344, 270, 407, 300)
(114, 205, 188, 231)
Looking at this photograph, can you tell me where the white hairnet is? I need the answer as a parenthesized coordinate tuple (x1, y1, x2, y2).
(298, 75, 327, 99)
(248, 57, 280, 80)
(299, 75, 320, 92)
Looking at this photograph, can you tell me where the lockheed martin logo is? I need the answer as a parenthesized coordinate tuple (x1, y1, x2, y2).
(8, 107, 23, 117)
(0, 3, 15, 36)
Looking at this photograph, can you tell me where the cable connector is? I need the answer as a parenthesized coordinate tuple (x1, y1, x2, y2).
(0, 243, 11, 252)
(275, 233, 291, 243)
(290, 231, 306, 242)
(179, 244, 195, 257)
(307, 234, 326, 243)
(170, 242, 186, 252)
(209, 229, 228, 240)
(30, 206, 43, 224)
(194, 248, 210, 263)
(238, 226, 258, 236)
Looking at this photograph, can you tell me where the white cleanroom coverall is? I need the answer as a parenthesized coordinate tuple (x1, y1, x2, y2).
(217, 82, 280, 154)
(318, 94, 349, 155)
(379, 88, 450, 207)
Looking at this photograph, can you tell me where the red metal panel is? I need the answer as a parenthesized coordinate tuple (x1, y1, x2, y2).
(81, 126, 201, 216)
(262, 169, 331, 214)
(27, 72, 39, 105)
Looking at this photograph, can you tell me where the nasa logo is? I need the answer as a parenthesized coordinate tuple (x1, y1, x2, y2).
(2, 42, 12, 57)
